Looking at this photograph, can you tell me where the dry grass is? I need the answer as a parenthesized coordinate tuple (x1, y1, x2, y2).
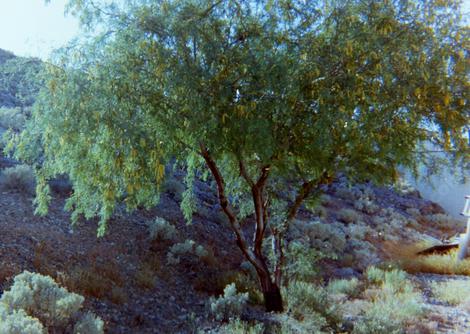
(431, 279, 470, 305)
(62, 266, 110, 298)
(109, 286, 128, 304)
(0, 262, 21, 286)
(32, 241, 60, 277)
(134, 265, 156, 290)
(384, 241, 470, 276)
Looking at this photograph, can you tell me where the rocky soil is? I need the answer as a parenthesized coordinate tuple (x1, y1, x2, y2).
(0, 161, 468, 333)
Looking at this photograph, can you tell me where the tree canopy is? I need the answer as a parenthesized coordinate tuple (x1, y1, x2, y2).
(8, 0, 469, 311)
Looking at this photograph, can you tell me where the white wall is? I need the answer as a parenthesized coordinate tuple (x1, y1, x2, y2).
(408, 170, 469, 222)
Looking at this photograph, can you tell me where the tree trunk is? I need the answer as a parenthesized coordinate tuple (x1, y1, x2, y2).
(200, 147, 284, 312)
(258, 270, 284, 312)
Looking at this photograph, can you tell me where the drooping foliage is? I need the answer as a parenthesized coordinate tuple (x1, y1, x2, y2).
(8, 0, 469, 311)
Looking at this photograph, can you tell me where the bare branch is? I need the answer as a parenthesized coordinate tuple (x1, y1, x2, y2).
(238, 158, 254, 188)
(199, 143, 267, 274)
(272, 171, 333, 286)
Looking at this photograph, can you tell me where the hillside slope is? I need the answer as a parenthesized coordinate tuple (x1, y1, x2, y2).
(0, 47, 468, 333)
(0, 48, 43, 109)
(0, 169, 468, 333)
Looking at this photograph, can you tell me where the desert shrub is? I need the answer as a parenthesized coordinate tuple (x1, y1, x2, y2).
(374, 208, 409, 230)
(167, 239, 209, 265)
(207, 268, 262, 305)
(345, 223, 373, 241)
(290, 220, 347, 257)
(372, 208, 416, 241)
(354, 198, 379, 215)
(0, 306, 44, 334)
(346, 240, 379, 269)
(359, 186, 376, 201)
(327, 278, 360, 297)
(335, 187, 359, 201)
(354, 267, 425, 334)
(366, 267, 407, 287)
(310, 204, 328, 219)
(285, 281, 341, 330)
(284, 241, 332, 282)
(353, 288, 425, 334)
(424, 213, 462, 232)
(320, 194, 334, 207)
(431, 279, 470, 305)
(146, 217, 177, 241)
(285, 221, 348, 281)
(0, 107, 27, 131)
(0, 164, 35, 194)
(73, 312, 104, 334)
(215, 318, 264, 334)
(276, 313, 328, 334)
(371, 215, 386, 227)
(337, 208, 360, 224)
(0, 271, 84, 326)
(365, 267, 409, 292)
(405, 208, 421, 218)
(0, 271, 103, 333)
(163, 175, 185, 201)
(209, 283, 248, 322)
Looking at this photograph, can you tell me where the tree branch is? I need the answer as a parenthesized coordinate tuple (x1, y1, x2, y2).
(273, 171, 332, 286)
(199, 144, 267, 274)
(252, 165, 270, 258)
(238, 158, 254, 187)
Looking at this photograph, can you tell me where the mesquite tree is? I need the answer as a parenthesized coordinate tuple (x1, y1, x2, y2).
(8, 0, 469, 311)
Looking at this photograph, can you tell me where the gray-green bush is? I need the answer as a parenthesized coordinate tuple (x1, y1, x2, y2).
(354, 267, 425, 334)
(0, 306, 44, 334)
(0, 271, 104, 333)
(327, 278, 360, 297)
(215, 318, 264, 334)
(285, 281, 341, 331)
(167, 239, 209, 265)
(0, 164, 35, 194)
(146, 217, 177, 241)
(209, 283, 248, 322)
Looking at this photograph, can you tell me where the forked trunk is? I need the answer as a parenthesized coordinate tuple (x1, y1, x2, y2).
(258, 269, 284, 312)
(200, 147, 285, 312)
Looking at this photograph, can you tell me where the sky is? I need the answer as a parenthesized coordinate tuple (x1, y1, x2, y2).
(0, 0, 469, 60)
(0, 0, 79, 60)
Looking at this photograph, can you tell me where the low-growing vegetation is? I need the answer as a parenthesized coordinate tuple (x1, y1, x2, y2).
(337, 208, 361, 225)
(209, 283, 248, 322)
(214, 318, 264, 334)
(431, 279, 470, 305)
(353, 267, 426, 334)
(0, 0, 468, 331)
(0, 164, 35, 194)
(0, 271, 104, 333)
(147, 217, 177, 242)
(327, 278, 360, 298)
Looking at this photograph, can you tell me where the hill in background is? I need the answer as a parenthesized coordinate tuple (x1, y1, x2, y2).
(0, 48, 43, 109)
(0, 48, 44, 140)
